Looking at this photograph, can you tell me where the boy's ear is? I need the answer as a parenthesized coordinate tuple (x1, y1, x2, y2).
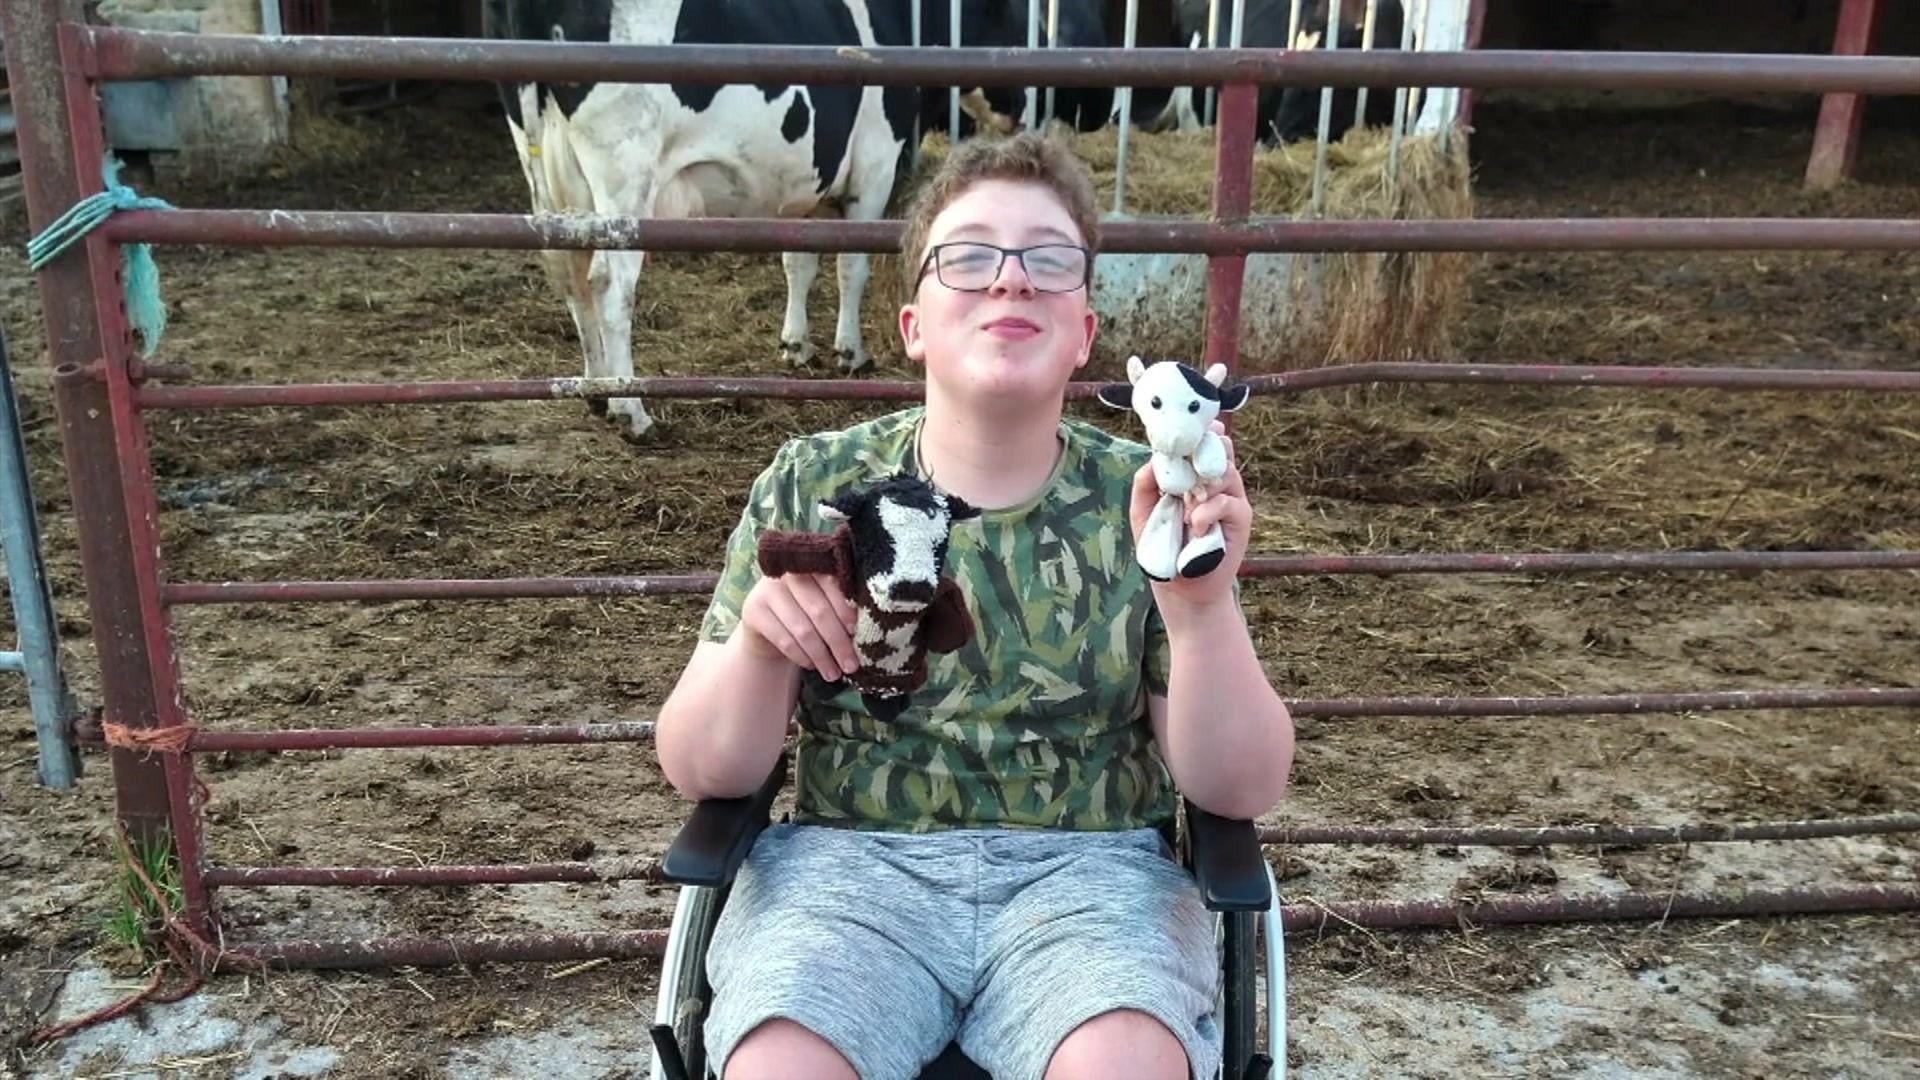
(1219, 383, 1251, 412)
(1095, 382, 1133, 410)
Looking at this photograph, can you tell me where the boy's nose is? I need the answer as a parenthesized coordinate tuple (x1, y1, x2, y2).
(989, 253, 1037, 298)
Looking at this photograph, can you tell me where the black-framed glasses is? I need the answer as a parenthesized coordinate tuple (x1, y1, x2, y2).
(917, 242, 1092, 294)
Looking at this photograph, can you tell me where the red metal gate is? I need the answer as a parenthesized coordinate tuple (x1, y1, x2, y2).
(3, 0, 1919, 968)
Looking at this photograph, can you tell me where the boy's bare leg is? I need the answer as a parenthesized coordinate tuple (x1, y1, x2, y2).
(726, 1019, 858, 1080)
(1046, 1009, 1189, 1080)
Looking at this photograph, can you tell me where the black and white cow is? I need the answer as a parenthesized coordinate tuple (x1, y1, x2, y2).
(483, 0, 1102, 438)
(1173, 0, 1404, 144)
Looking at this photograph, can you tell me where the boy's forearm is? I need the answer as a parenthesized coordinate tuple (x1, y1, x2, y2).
(1157, 598, 1294, 820)
(655, 635, 801, 800)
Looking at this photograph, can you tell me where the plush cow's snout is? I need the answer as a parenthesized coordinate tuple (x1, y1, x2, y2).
(888, 580, 936, 606)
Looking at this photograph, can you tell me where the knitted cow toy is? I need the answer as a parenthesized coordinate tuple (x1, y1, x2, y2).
(1098, 356, 1251, 581)
(757, 473, 978, 722)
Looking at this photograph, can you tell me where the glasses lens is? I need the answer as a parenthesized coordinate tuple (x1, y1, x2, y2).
(936, 243, 1004, 290)
(1024, 246, 1088, 292)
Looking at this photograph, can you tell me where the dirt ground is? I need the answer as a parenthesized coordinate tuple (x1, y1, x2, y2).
(2, 89, 1917, 1078)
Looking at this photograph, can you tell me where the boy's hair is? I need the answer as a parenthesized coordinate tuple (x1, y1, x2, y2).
(899, 132, 1101, 293)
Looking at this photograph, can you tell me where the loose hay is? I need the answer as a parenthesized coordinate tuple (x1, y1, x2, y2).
(878, 124, 1473, 371)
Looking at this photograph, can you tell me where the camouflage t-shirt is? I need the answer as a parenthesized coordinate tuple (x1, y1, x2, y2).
(699, 407, 1176, 833)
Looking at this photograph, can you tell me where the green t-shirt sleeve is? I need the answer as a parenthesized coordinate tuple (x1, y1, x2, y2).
(699, 440, 802, 645)
(1143, 603, 1171, 697)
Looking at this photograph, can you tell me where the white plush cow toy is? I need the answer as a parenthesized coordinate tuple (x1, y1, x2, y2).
(1098, 356, 1251, 581)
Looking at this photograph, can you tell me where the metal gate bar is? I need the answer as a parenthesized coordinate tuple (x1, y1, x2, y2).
(4, 0, 1914, 968)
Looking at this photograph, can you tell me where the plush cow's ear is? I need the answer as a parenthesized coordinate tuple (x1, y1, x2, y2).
(1096, 382, 1133, 410)
(1219, 383, 1251, 412)
(818, 497, 851, 522)
(1126, 355, 1147, 384)
(945, 494, 981, 523)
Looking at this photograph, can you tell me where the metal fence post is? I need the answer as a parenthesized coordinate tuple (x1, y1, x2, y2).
(0, 325, 78, 788)
(1205, 82, 1257, 381)
(2, 0, 213, 932)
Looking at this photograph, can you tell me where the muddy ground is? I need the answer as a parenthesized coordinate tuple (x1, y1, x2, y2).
(2, 90, 1916, 1078)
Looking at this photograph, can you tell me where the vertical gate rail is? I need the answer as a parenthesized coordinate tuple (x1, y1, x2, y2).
(0, 323, 78, 787)
(5, 11, 1919, 964)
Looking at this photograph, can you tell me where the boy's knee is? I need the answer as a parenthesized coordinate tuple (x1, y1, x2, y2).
(1045, 1009, 1190, 1080)
(725, 1019, 858, 1080)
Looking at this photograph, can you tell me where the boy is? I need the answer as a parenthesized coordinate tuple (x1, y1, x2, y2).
(656, 132, 1294, 1080)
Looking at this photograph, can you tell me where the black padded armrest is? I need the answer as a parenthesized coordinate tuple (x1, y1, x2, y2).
(660, 758, 787, 888)
(1183, 799, 1273, 912)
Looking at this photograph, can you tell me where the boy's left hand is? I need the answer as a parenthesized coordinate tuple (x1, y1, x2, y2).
(1128, 421, 1252, 612)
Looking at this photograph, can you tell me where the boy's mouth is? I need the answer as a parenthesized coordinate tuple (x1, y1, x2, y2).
(983, 316, 1041, 340)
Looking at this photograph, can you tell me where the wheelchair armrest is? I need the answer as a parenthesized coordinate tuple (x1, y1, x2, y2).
(1183, 799, 1273, 913)
(660, 757, 787, 888)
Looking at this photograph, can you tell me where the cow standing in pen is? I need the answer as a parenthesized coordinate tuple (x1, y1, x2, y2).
(1173, 0, 1404, 143)
(483, 0, 1103, 439)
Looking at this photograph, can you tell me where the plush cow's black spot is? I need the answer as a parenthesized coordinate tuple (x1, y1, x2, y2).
(782, 94, 812, 144)
(1176, 362, 1223, 401)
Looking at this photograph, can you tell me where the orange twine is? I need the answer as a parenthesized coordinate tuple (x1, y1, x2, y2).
(28, 826, 259, 1046)
(100, 721, 195, 755)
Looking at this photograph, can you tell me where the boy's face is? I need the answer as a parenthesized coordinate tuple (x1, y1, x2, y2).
(899, 179, 1097, 408)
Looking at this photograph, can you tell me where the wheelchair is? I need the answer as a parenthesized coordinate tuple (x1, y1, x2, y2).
(647, 758, 1287, 1080)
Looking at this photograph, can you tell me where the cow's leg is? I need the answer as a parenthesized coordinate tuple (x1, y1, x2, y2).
(587, 249, 654, 439)
(833, 251, 873, 373)
(833, 182, 892, 373)
(780, 253, 819, 367)
(538, 248, 610, 417)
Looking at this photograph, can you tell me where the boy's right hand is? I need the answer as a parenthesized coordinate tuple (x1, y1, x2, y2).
(738, 574, 862, 682)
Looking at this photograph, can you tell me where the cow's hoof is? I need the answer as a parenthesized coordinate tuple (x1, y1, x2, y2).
(586, 397, 609, 417)
(836, 347, 871, 374)
(607, 399, 655, 442)
(782, 340, 815, 368)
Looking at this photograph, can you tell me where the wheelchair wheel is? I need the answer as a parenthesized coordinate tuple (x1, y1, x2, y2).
(1220, 909, 1259, 1078)
(652, 885, 728, 1080)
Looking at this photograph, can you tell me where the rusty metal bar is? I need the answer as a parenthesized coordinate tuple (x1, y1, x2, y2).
(87, 30, 1920, 95)
(2, 2, 185, 865)
(158, 550, 1920, 608)
(162, 577, 715, 604)
(211, 883, 1920, 969)
(1288, 687, 1920, 717)
(101, 209, 1920, 255)
(70, 714, 657, 750)
(205, 860, 659, 888)
(1805, 0, 1888, 190)
(1282, 884, 1920, 935)
(1205, 83, 1258, 376)
(132, 363, 1920, 412)
(223, 930, 669, 971)
(1238, 551, 1920, 575)
(1266, 814, 1920, 847)
(199, 816, 1920, 891)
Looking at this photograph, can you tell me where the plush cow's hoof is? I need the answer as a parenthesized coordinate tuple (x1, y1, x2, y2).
(1179, 547, 1226, 579)
(782, 340, 815, 367)
(862, 692, 910, 724)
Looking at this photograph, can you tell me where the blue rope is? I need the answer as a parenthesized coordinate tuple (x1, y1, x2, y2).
(25, 156, 173, 358)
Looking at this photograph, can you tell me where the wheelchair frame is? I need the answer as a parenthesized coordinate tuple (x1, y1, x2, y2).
(646, 761, 1286, 1080)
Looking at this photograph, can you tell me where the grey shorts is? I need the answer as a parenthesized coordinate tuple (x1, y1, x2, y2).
(703, 823, 1221, 1080)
